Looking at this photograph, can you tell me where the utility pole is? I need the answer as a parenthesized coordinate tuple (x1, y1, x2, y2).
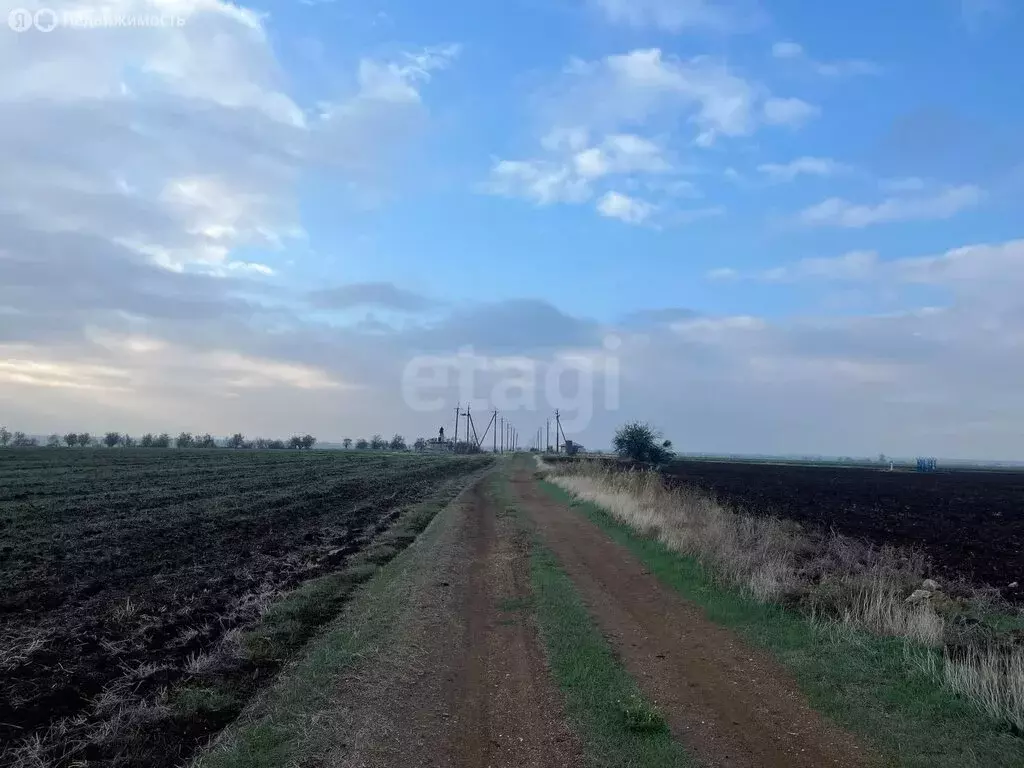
(464, 403, 471, 445)
(453, 403, 460, 452)
(555, 410, 560, 453)
(546, 419, 550, 453)
(500, 417, 504, 453)
(493, 409, 498, 453)
(477, 409, 495, 452)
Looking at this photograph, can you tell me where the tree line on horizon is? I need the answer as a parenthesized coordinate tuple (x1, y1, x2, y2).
(0, 426, 483, 453)
(0, 426, 318, 450)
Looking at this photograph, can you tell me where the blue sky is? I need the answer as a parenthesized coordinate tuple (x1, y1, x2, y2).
(268, 0, 1024, 320)
(2, 0, 1023, 457)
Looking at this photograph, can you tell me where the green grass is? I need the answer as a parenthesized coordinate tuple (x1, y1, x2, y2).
(538, 480, 1024, 768)
(241, 565, 377, 663)
(528, 538, 692, 766)
(490, 473, 692, 768)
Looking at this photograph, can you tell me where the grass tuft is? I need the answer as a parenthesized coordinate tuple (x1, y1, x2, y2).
(171, 686, 240, 722)
(619, 693, 667, 733)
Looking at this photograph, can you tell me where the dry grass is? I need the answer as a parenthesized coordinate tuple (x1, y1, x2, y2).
(540, 457, 1024, 731)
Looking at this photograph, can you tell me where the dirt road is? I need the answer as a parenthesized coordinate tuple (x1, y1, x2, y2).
(322, 467, 870, 767)
(321, 478, 584, 768)
(509, 467, 871, 768)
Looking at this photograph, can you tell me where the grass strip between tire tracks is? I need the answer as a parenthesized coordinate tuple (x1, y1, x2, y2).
(493, 473, 695, 768)
(537, 478, 1024, 768)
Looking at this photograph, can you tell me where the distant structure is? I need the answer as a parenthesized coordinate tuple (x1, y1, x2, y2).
(564, 439, 584, 456)
(916, 457, 938, 472)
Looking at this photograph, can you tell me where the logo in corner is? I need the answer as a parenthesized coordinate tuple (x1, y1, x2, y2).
(8, 8, 33, 32)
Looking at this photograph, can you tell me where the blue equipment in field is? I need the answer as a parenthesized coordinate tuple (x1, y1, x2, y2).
(915, 457, 938, 472)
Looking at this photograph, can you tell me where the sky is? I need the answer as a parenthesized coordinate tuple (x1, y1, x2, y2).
(1, 0, 1023, 458)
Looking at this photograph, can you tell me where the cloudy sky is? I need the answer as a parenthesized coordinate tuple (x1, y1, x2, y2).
(1, 0, 1022, 458)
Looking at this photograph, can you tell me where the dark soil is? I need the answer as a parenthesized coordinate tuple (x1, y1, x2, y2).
(0, 448, 489, 767)
(660, 460, 1024, 601)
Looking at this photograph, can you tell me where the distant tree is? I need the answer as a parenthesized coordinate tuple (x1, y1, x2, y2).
(227, 433, 245, 449)
(153, 433, 171, 448)
(196, 433, 217, 448)
(77, 432, 92, 448)
(175, 432, 194, 449)
(268, 439, 286, 450)
(0, 426, 10, 447)
(413, 437, 427, 452)
(103, 432, 122, 448)
(612, 421, 674, 465)
(355, 438, 369, 450)
(11, 431, 31, 447)
(370, 434, 386, 450)
(288, 435, 303, 450)
(46, 434, 61, 448)
(389, 434, 406, 451)
(453, 440, 481, 454)
(64, 432, 78, 448)
(878, 453, 887, 464)
(242, 440, 255, 449)
(254, 438, 269, 449)
(342, 438, 353, 450)
(122, 434, 136, 447)
(300, 434, 316, 450)
(140, 433, 155, 448)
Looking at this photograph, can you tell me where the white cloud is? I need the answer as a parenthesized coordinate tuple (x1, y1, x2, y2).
(483, 132, 674, 214)
(556, 49, 815, 146)
(771, 40, 881, 77)
(707, 251, 880, 282)
(758, 157, 847, 182)
(762, 96, 819, 127)
(798, 184, 983, 228)
(484, 48, 813, 220)
(717, 240, 1024, 297)
(355, 45, 459, 103)
(672, 314, 765, 335)
(589, 0, 750, 32)
(482, 159, 591, 204)
(572, 134, 673, 179)
(596, 191, 657, 224)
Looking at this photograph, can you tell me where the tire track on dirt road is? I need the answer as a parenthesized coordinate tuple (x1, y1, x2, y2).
(510, 466, 873, 768)
(322, 476, 584, 768)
